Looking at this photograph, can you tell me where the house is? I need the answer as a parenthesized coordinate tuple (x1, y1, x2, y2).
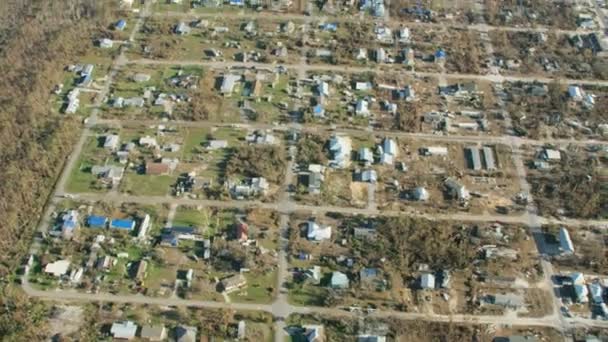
(496, 336, 539, 342)
(574, 284, 589, 303)
(482, 146, 497, 170)
(140, 325, 168, 341)
(96, 255, 114, 270)
(175, 325, 198, 342)
(98, 38, 113, 48)
(139, 136, 158, 148)
(132, 73, 151, 83)
(420, 146, 448, 156)
(355, 48, 368, 61)
(358, 147, 374, 164)
(328, 135, 352, 169)
(131, 260, 147, 282)
(312, 104, 325, 118)
(316, 81, 330, 97)
(64, 89, 80, 114)
(115, 19, 127, 31)
(444, 178, 470, 202)
(110, 321, 138, 340)
(559, 227, 574, 255)
(398, 27, 410, 43)
(44, 260, 70, 277)
(87, 215, 107, 228)
(319, 22, 338, 32)
(300, 170, 324, 195)
(379, 138, 397, 165)
(354, 226, 377, 239)
(568, 85, 584, 101)
(358, 335, 387, 342)
(401, 48, 415, 67)
(330, 271, 349, 289)
(374, 26, 393, 44)
(174, 22, 191, 35)
(570, 272, 585, 285)
(420, 273, 435, 289)
(236, 222, 249, 242)
(104, 134, 120, 150)
(356, 169, 377, 183)
(394, 86, 415, 101)
(589, 282, 603, 304)
(411, 187, 429, 201)
(374, 48, 387, 63)
(306, 221, 332, 241)
(304, 266, 322, 285)
(541, 148, 561, 161)
(293, 325, 323, 342)
(61, 210, 79, 239)
(220, 274, 247, 293)
(145, 162, 171, 176)
(230, 177, 269, 198)
(360, 268, 381, 288)
(110, 218, 135, 231)
(91, 165, 124, 186)
(220, 74, 241, 96)
(354, 81, 373, 91)
(355, 99, 370, 116)
(230, 321, 244, 341)
(206, 140, 228, 150)
(123, 97, 145, 107)
(160, 227, 205, 247)
(465, 146, 482, 171)
(487, 293, 524, 309)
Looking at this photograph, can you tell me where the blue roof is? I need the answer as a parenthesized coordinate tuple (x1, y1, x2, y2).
(115, 20, 127, 30)
(87, 215, 107, 227)
(313, 104, 324, 114)
(435, 49, 446, 58)
(230, 0, 244, 4)
(110, 219, 135, 230)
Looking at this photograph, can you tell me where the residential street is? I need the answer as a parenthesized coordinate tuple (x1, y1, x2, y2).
(20, 0, 608, 338)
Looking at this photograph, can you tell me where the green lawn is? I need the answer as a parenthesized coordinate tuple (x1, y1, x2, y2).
(172, 207, 209, 228)
(65, 137, 110, 193)
(120, 173, 175, 196)
(229, 271, 277, 304)
(288, 284, 328, 306)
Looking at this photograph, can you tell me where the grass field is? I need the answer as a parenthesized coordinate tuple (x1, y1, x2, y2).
(120, 173, 175, 196)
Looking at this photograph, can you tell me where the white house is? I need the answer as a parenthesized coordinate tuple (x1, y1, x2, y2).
(44, 260, 70, 277)
(421, 146, 448, 156)
(306, 221, 332, 241)
(355, 99, 370, 116)
(104, 134, 120, 150)
(328, 135, 352, 169)
(421, 273, 435, 289)
(111, 321, 138, 340)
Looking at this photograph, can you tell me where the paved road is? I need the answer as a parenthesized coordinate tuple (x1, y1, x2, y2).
(151, 8, 591, 36)
(96, 119, 608, 147)
(129, 58, 608, 87)
(62, 191, 608, 229)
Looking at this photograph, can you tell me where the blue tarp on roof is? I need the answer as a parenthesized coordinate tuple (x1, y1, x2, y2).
(435, 49, 446, 59)
(115, 19, 127, 30)
(110, 219, 135, 230)
(87, 215, 107, 228)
